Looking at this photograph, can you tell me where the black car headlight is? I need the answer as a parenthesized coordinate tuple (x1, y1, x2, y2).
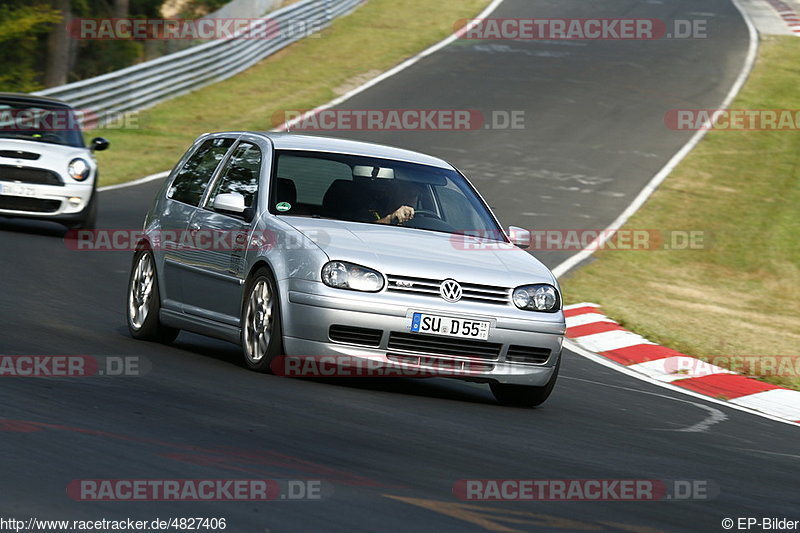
(512, 284, 560, 312)
(68, 158, 91, 181)
(321, 261, 384, 292)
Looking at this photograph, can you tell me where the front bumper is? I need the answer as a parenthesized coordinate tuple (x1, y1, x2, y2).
(0, 181, 94, 220)
(282, 281, 565, 386)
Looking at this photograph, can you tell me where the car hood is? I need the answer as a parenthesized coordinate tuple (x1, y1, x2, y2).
(281, 216, 556, 287)
(0, 138, 94, 177)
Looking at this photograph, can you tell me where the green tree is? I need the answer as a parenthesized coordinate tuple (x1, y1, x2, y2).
(0, 2, 61, 91)
(0, 0, 232, 92)
(68, 0, 209, 81)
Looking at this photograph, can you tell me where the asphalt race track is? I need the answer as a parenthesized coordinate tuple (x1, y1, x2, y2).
(1, 0, 797, 531)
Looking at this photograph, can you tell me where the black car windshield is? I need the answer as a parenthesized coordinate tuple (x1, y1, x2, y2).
(0, 99, 84, 147)
(271, 150, 505, 239)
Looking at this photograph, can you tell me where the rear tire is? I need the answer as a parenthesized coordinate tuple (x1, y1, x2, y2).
(241, 267, 283, 373)
(126, 250, 179, 344)
(490, 358, 560, 407)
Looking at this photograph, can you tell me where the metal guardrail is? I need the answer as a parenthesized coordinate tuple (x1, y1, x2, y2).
(201, 0, 283, 20)
(34, 0, 363, 125)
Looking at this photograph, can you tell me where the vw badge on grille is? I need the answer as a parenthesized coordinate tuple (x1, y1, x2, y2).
(439, 279, 462, 302)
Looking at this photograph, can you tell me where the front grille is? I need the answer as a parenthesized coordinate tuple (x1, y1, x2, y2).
(0, 195, 60, 213)
(0, 151, 40, 161)
(387, 331, 501, 360)
(387, 353, 494, 373)
(329, 325, 383, 347)
(506, 345, 551, 365)
(386, 275, 510, 305)
(0, 165, 62, 186)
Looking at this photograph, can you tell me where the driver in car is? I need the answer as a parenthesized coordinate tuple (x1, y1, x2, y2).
(371, 181, 421, 225)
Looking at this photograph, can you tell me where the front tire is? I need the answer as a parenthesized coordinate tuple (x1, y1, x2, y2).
(126, 250, 179, 343)
(490, 358, 560, 407)
(241, 267, 283, 372)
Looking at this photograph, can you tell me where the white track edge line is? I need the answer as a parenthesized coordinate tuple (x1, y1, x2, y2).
(565, 339, 799, 427)
(98, 171, 170, 192)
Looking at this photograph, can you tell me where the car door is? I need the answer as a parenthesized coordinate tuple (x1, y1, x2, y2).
(160, 136, 236, 310)
(179, 138, 265, 325)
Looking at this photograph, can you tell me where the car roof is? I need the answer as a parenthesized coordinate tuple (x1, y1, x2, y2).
(211, 132, 454, 170)
(0, 92, 73, 109)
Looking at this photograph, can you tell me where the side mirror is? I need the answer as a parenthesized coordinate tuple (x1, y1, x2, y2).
(212, 193, 246, 215)
(90, 137, 109, 151)
(508, 226, 531, 249)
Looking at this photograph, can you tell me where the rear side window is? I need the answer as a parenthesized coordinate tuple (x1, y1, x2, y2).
(168, 138, 235, 206)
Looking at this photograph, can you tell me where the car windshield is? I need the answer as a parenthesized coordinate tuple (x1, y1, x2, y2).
(271, 150, 505, 239)
(0, 99, 84, 147)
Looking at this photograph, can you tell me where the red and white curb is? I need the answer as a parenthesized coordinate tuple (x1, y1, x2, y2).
(764, 0, 800, 35)
(564, 303, 800, 424)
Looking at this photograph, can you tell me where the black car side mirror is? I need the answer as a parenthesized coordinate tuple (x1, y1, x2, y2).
(90, 137, 110, 151)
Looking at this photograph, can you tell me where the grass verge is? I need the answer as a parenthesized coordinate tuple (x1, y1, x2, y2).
(91, 0, 490, 186)
(560, 35, 800, 389)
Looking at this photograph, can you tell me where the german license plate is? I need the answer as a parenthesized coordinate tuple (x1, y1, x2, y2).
(1, 182, 37, 197)
(410, 312, 490, 340)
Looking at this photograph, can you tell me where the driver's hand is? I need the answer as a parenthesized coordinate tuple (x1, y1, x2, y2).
(392, 205, 415, 224)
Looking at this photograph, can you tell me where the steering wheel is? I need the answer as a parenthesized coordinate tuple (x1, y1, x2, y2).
(397, 208, 443, 228)
(411, 209, 441, 219)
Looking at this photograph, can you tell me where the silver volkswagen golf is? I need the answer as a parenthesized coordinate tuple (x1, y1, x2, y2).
(127, 132, 565, 406)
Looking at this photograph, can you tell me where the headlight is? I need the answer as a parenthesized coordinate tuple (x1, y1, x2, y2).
(321, 261, 384, 292)
(68, 158, 91, 181)
(512, 284, 560, 312)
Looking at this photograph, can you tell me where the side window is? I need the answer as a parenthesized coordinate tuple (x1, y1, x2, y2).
(276, 154, 352, 206)
(168, 137, 235, 206)
(207, 142, 262, 210)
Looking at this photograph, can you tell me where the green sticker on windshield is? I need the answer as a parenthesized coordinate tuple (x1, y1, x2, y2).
(276, 202, 292, 212)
